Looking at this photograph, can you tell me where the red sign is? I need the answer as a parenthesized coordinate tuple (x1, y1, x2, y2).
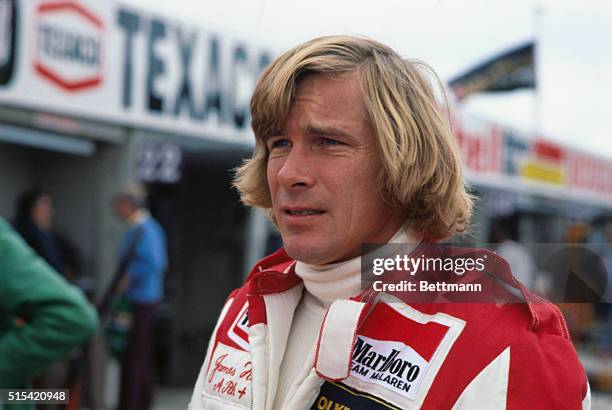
(34, 1, 104, 91)
(455, 118, 503, 174)
(568, 152, 612, 195)
(533, 139, 566, 163)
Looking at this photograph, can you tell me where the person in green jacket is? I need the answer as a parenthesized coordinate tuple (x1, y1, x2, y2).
(0, 217, 98, 407)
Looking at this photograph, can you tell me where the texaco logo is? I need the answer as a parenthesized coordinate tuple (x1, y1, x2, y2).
(34, 1, 104, 91)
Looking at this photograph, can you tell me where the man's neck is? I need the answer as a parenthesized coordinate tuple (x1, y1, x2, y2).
(127, 209, 148, 226)
(294, 227, 420, 306)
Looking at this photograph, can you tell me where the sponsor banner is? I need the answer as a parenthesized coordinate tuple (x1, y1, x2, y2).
(453, 111, 612, 201)
(203, 342, 252, 407)
(449, 42, 535, 100)
(1, 2, 610, 203)
(520, 160, 564, 185)
(567, 151, 612, 195)
(34, 0, 104, 91)
(522, 140, 566, 184)
(0, 0, 272, 144)
(454, 113, 504, 174)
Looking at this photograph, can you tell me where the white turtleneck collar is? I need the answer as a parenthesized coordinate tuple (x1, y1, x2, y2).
(294, 227, 420, 307)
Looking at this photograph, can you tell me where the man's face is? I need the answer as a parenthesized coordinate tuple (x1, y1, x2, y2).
(266, 73, 403, 265)
(113, 199, 135, 222)
(31, 194, 53, 230)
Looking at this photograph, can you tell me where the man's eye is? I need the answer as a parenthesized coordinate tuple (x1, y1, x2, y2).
(269, 139, 291, 149)
(320, 138, 343, 146)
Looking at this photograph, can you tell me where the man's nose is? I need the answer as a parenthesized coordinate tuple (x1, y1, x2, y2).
(276, 145, 316, 188)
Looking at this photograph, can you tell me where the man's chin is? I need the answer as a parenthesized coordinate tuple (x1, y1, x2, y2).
(283, 243, 333, 266)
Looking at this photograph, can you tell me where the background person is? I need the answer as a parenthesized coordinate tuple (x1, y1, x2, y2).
(0, 217, 97, 408)
(112, 187, 168, 410)
(13, 189, 83, 281)
(490, 216, 536, 290)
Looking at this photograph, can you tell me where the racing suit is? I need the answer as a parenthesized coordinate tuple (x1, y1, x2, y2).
(189, 243, 591, 410)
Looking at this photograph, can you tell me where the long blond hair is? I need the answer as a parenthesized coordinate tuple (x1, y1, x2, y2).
(234, 35, 473, 239)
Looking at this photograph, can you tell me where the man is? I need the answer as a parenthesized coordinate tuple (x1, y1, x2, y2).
(189, 36, 590, 409)
(490, 216, 536, 290)
(14, 189, 83, 280)
(0, 217, 97, 409)
(112, 188, 167, 410)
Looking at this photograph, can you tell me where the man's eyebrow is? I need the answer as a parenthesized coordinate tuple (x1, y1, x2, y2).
(305, 124, 354, 139)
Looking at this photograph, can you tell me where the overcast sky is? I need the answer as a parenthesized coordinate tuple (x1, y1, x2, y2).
(130, 0, 612, 158)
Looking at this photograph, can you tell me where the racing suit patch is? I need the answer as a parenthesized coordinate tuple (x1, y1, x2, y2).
(343, 301, 453, 403)
(311, 381, 400, 410)
(202, 342, 252, 407)
(349, 335, 429, 400)
(228, 302, 250, 351)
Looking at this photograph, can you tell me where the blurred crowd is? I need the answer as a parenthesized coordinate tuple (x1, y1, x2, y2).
(490, 214, 612, 392)
(1, 187, 167, 410)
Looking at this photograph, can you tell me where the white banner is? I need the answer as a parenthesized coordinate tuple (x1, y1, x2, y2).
(0, 0, 273, 144)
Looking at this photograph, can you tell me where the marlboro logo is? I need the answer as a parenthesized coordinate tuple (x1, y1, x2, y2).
(353, 337, 421, 382)
(347, 303, 451, 401)
(350, 335, 427, 400)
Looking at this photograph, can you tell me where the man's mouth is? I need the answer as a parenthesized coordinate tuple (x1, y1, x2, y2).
(282, 207, 325, 217)
(286, 209, 323, 216)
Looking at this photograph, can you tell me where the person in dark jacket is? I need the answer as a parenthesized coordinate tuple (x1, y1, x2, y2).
(13, 189, 82, 281)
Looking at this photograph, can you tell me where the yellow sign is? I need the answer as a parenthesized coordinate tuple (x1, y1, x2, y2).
(521, 161, 564, 185)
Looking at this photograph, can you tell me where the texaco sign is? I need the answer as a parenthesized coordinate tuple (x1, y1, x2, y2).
(33, 0, 104, 91)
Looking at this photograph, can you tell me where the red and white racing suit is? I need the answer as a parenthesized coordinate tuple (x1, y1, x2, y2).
(189, 243, 591, 410)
